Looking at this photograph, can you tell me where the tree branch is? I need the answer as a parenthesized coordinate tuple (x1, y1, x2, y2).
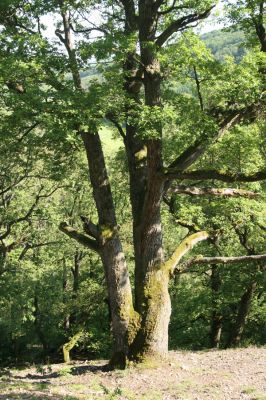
(167, 185, 259, 198)
(166, 99, 264, 174)
(69, 23, 109, 35)
(158, 2, 192, 15)
(155, 6, 215, 47)
(181, 254, 266, 271)
(164, 231, 209, 275)
(165, 169, 266, 182)
(18, 241, 62, 260)
(105, 114, 126, 139)
(0, 186, 63, 240)
(193, 65, 204, 111)
(6, 80, 26, 94)
(80, 216, 99, 239)
(167, 113, 241, 172)
(59, 222, 100, 253)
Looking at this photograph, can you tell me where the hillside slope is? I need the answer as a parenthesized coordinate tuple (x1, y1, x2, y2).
(202, 28, 245, 61)
(1, 348, 265, 399)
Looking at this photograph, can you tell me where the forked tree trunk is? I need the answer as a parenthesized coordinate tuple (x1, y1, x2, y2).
(58, 1, 209, 366)
(128, 3, 172, 361)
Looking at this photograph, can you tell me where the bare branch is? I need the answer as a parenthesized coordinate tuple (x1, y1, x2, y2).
(59, 222, 100, 253)
(165, 169, 266, 182)
(106, 114, 126, 139)
(155, 6, 215, 47)
(167, 185, 259, 198)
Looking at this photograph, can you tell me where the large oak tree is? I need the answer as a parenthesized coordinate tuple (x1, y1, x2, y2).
(0, 0, 265, 367)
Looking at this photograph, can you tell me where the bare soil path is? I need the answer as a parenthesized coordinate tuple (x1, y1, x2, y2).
(0, 347, 265, 399)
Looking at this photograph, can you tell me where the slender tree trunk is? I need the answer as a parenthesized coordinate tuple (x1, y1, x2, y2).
(72, 250, 81, 294)
(33, 292, 48, 352)
(0, 246, 7, 276)
(62, 257, 70, 331)
(81, 132, 139, 367)
(228, 281, 257, 347)
(57, 7, 139, 367)
(69, 250, 82, 326)
(210, 265, 223, 348)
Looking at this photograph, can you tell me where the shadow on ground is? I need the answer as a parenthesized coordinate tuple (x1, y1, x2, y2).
(0, 394, 79, 399)
(10, 362, 111, 381)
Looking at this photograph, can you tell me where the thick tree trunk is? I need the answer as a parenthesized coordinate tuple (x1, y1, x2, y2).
(123, 57, 147, 312)
(228, 281, 257, 347)
(128, 3, 172, 360)
(129, 268, 171, 360)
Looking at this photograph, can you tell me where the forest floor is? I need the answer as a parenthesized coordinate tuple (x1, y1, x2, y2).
(0, 347, 265, 400)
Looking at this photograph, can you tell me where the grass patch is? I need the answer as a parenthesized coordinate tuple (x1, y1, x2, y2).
(100, 383, 123, 399)
(67, 383, 87, 391)
(0, 380, 33, 391)
(35, 382, 50, 391)
(58, 366, 73, 376)
(89, 376, 102, 391)
(242, 386, 257, 394)
(173, 379, 195, 394)
(139, 390, 163, 400)
(241, 389, 266, 400)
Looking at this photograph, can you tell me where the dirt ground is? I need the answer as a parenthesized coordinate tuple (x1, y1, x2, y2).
(0, 347, 265, 400)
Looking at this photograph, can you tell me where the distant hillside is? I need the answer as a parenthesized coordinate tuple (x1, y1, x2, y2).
(80, 29, 246, 80)
(201, 28, 246, 62)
